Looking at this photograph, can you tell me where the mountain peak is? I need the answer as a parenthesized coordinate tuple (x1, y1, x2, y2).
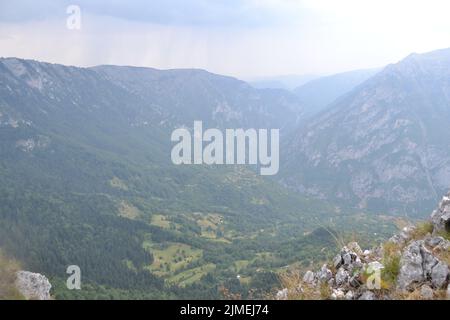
(283, 48, 450, 215)
(381, 47, 450, 79)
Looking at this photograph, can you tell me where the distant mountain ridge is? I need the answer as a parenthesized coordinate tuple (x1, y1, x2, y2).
(249, 74, 319, 91)
(293, 68, 381, 116)
(282, 48, 450, 216)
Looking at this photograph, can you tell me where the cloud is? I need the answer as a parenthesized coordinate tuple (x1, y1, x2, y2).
(1, 1, 450, 78)
(0, 0, 305, 27)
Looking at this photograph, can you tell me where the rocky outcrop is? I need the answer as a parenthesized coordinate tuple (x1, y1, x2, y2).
(431, 192, 450, 235)
(394, 193, 450, 293)
(397, 239, 449, 291)
(15, 271, 52, 300)
(277, 192, 450, 300)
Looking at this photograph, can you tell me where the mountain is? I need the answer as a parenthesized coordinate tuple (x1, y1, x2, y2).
(293, 68, 381, 116)
(0, 57, 352, 299)
(249, 74, 319, 91)
(282, 48, 450, 216)
(93, 65, 306, 130)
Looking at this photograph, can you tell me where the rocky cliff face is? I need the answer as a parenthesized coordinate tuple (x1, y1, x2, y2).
(15, 271, 52, 300)
(278, 192, 450, 300)
(282, 48, 450, 216)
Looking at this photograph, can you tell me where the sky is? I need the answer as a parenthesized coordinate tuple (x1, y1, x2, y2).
(1, 0, 450, 79)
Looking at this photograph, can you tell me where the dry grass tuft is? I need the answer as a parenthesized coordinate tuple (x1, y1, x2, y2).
(410, 221, 433, 240)
(279, 270, 327, 300)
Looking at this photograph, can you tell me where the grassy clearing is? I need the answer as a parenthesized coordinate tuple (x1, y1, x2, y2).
(190, 213, 228, 240)
(143, 242, 203, 277)
(233, 260, 250, 272)
(150, 214, 171, 229)
(168, 264, 216, 287)
(118, 201, 140, 220)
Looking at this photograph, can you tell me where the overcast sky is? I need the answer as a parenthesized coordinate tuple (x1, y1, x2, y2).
(1, 0, 450, 79)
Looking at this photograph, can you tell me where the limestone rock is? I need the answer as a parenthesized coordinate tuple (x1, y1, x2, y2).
(421, 245, 439, 277)
(276, 288, 288, 300)
(431, 192, 450, 235)
(15, 271, 52, 300)
(397, 241, 425, 290)
(303, 271, 315, 284)
(331, 288, 345, 300)
(335, 267, 349, 287)
(431, 261, 449, 288)
(420, 285, 434, 300)
(333, 254, 343, 269)
(317, 264, 332, 283)
(358, 291, 375, 300)
(345, 290, 354, 300)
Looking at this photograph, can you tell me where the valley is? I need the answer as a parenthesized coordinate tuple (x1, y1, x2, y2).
(1, 49, 449, 299)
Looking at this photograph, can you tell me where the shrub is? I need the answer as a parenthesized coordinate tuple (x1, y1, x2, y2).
(381, 242, 401, 290)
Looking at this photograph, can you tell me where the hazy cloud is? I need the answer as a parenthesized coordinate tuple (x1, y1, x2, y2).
(1, 0, 450, 78)
(0, 0, 305, 27)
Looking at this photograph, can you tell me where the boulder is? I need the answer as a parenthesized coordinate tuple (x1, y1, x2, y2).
(397, 241, 424, 290)
(431, 261, 449, 288)
(358, 291, 376, 300)
(431, 193, 450, 235)
(420, 284, 434, 300)
(333, 254, 343, 269)
(425, 236, 445, 248)
(421, 245, 439, 277)
(303, 271, 315, 284)
(276, 288, 288, 300)
(317, 264, 333, 283)
(389, 225, 416, 245)
(335, 267, 349, 287)
(331, 288, 345, 300)
(342, 252, 353, 267)
(15, 271, 52, 300)
(345, 290, 354, 300)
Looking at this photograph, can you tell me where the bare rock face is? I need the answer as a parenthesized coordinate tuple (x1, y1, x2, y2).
(397, 241, 425, 291)
(431, 192, 450, 235)
(431, 262, 449, 288)
(15, 271, 52, 300)
(397, 239, 449, 291)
